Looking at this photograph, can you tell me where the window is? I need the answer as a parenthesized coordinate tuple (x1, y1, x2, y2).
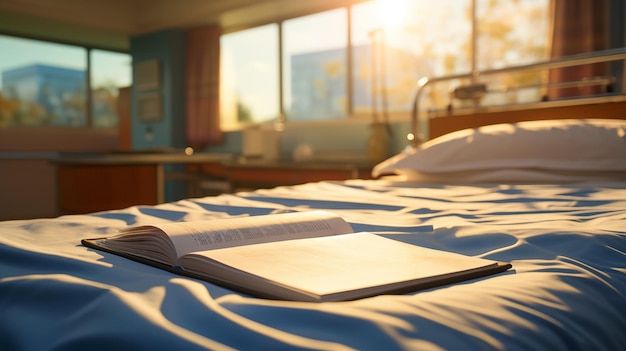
(352, 0, 549, 113)
(351, 0, 472, 114)
(219, 0, 550, 128)
(0, 34, 131, 128)
(0, 35, 86, 127)
(475, 0, 550, 106)
(283, 9, 348, 121)
(90, 49, 132, 128)
(220, 24, 279, 131)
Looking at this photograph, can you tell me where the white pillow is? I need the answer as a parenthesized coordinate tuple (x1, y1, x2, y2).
(372, 119, 626, 180)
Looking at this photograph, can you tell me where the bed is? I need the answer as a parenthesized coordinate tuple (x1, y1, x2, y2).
(2, 53, 626, 350)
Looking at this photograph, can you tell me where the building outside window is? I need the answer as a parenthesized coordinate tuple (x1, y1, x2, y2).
(283, 8, 348, 122)
(2, 64, 85, 126)
(0, 34, 131, 129)
(289, 47, 347, 120)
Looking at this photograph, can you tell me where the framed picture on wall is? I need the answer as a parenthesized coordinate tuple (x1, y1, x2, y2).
(138, 92, 162, 121)
(135, 60, 161, 92)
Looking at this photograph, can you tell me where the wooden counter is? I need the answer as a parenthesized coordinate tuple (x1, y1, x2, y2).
(54, 152, 232, 214)
(54, 152, 375, 214)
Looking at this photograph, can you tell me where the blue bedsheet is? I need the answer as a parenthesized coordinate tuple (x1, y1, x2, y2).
(1, 180, 625, 350)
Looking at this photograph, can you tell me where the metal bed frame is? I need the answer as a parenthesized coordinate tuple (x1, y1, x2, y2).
(409, 47, 626, 146)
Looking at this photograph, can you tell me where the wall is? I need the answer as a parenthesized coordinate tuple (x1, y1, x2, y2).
(130, 29, 188, 201)
(278, 120, 411, 160)
(205, 120, 411, 162)
(130, 29, 187, 150)
(0, 11, 128, 51)
(0, 157, 57, 220)
(0, 128, 120, 220)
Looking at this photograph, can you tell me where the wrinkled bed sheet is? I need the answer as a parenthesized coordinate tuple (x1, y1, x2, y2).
(1, 180, 625, 350)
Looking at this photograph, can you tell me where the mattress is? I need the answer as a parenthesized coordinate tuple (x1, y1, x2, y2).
(1, 178, 625, 350)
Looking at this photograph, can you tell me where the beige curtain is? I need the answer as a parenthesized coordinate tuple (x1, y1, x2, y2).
(548, 0, 609, 99)
(186, 26, 222, 147)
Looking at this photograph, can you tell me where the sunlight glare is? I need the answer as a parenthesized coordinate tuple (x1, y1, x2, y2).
(373, 0, 408, 30)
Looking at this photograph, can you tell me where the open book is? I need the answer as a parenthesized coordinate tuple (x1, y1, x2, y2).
(82, 210, 511, 302)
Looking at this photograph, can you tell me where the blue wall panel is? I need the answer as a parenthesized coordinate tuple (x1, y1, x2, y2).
(130, 29, 188, 201)
(130, 30, 187, 150)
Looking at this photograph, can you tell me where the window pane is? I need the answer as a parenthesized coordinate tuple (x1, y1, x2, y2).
(283, 9, 348, 121)
(91, 50, 132, 128)
(476, 0, 550, 105)
(0, 35, 87, 127)
(351, 0, 472, 113)
(476, 0, 549, 70)
(220, 24, 279, 130)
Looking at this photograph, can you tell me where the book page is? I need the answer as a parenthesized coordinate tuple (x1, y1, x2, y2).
(157, 210, 353, 258)
(179, 232, 502, 302)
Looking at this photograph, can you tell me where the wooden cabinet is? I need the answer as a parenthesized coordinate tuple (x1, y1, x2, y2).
(55, 154, 374, 214)
(57, 164, 158, 214)
(55, 152, 231, 214)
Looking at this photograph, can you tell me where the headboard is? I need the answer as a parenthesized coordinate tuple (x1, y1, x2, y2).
(428, 96, 626, 139)
(410, 48, 626, 143)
